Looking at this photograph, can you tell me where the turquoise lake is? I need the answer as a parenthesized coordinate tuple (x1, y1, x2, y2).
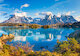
(0, 26, 80, 51)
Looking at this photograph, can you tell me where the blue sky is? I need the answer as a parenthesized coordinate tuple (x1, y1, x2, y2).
(0, 0, 80, 22)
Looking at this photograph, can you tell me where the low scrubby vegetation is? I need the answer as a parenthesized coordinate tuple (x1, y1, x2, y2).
(0, 23, 61, 29)
(55, 38, 80, 56)
(0, 23, 41, 29)
(0, 22, 80, 29)
(28, 24, 41, 29)
(42, 25, 51, 29)
(0, 33, 80, 56)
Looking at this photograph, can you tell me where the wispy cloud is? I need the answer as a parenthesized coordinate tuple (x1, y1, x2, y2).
(35, 12, 53, 16)
(66, 11, 71, 15)
(56, 11, 76, 17)
(0, 4, 9, 10)
(0, 11, 7, 16)
(72, 11, 76, 13)
(0, 4, 8, 7)
(21, 4, 29, 8)
(46, 0, 71, 11)
(14, 9, 22, 13)
(35, 13, 39, 16)
(66, 11, 76, 15)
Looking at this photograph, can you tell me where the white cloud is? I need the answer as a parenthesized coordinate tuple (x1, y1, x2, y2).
(14, 9, 22, 13)
(0, 11, 5, 15)
(35, 13, 39, 16)
(0, 11, 7, 16)
(14, 8, 27, 17)
(15, 9, 20, 12)
(14, 12, 27, 17)
(40, 12, 53, 15)
(72, 11, 76, 13)
(65, 11, 76, 15)
(75, 16, 80, 21)
(21, 4, 29, 8)
(0, 4, 9, 11)
(35, 12, 53, 16)
(66, 11, 71, 15)
(0, 4, 8, 7)
(0, 20, 4, 23)
(57, 13, 61, 17)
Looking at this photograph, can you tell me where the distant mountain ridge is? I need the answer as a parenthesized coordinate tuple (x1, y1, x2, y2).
(3, 14, 77, 25)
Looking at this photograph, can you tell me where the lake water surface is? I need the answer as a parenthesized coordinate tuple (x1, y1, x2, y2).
(0, 26, 80, 51)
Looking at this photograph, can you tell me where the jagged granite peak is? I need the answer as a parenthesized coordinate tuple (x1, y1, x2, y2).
(38, 15, 77, 25)
(60, 15, 77, 23)
(45, 14, 53, 20)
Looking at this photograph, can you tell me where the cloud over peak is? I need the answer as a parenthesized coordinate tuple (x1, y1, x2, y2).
(57, 13, 61, 17)
(14, 12, 27, 17)
(13, 9, 27, 17)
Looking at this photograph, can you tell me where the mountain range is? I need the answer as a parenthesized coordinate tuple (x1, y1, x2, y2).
(3, 14, 77, 25)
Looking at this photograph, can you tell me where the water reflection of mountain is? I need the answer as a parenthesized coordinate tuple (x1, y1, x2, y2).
(1, 26, 80, 51)
(0, 26, 76, 41)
